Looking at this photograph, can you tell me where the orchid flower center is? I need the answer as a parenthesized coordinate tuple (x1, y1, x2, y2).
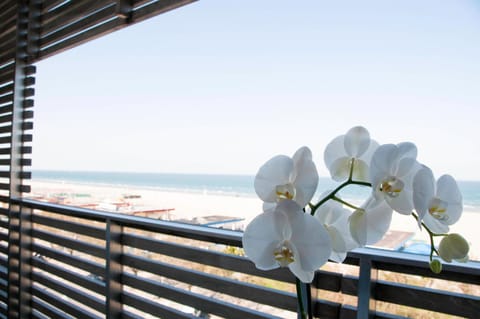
(275, 183, 296, 201)
(273, 241, 295, 267)
(379, 176, 404, 198)
(429, 197, 449, 221)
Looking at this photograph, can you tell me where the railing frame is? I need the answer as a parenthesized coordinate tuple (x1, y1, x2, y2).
(4, 197, 480, 319)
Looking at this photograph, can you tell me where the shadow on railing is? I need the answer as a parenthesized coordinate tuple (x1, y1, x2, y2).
(1, 198, 479, 318)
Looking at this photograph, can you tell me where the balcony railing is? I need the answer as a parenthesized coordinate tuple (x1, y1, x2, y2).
(1, 197, 479, 318)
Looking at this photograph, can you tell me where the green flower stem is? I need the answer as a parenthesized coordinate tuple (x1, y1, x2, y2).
(331, 195, 361, 210)
(296, 278, 308, 319)
(311, 179, 371, 215)
(411, 212, 446, 260)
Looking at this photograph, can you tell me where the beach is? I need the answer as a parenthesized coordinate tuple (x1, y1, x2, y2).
(28, 180, 479, 260)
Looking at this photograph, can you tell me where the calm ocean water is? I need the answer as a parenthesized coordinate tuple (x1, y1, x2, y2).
(31, 170, 480, 212)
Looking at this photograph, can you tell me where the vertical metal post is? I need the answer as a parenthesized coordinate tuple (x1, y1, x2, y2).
(357, 257, 377, 319)
(8, 1, 39, 317)
(8, 2, 29, 318)
(106, 219, 123, 318)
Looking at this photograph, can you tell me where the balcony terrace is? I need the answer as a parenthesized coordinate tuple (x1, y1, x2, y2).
(1, 1, 479, 318)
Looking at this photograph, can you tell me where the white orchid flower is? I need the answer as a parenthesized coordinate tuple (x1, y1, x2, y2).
(370, 142, 420, 215)
(413, 166, 463, 233)
(349, 197, 393, 246)
(242, 200, 331, 283)
(314, 199, 358, 262)
(254, 146, 318, 210)
(324, 126, 379, 182)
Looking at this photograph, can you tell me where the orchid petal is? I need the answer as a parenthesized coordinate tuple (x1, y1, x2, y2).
(436, 175, 463, 225)
(350, 198, 392, 246)
(351, 159, 370, 182)
(287, 211, 331, 273)
(242, 210, 288, 270)
(413, 166, 435, 227)
(422, 213, 450, 234)
(344, 126, 370, 157)
(254, 155, 293, 203)
(292, 147, 319, 207)
(324, 136, 346, 169)
(396, 142, 417, 161)
(328, 157, 351, 182)
(386, 187, 414, 214)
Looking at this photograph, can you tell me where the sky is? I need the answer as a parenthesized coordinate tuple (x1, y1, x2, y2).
(32, 0, 480, 180)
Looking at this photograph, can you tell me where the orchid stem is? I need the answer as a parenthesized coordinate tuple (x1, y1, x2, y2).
(411, 212, 445, 261)
(296, 278, 312, 319)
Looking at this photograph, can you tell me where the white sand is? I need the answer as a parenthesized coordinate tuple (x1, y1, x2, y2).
(28, 180, 479, 260)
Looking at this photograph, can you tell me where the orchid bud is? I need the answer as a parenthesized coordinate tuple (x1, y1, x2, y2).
(429, 259, 442, 274)
(438, 233, 469, 263)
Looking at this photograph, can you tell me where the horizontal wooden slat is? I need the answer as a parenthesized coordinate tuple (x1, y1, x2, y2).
(32, 296, 73, 319)
(39, 17, 123, 60)
(40, 3, 116, 48)
(0, 83, 14, 96)
(32, 213, 105, 240)
(0, 146, 31, 155)
(0, 38, 16, 62)
(33, 271, 105, 314)
(41, 0, 112, 35)
(121, 291, 194, 319)
(31, 285, 99, 319)
(41, 0, 67, 14)
(0, 13, 17, 37)
(18, 184, 31, 193)
(375, 280, 480, 317)
(122, 273, 281, 319)
(23, 77, 35, 88)
(123, 232, 295, 284)
(0, 64, 14, 85)
(0, 104, 13, 115)
(0, 94, 13, 106)
(32, 256, 105, 295)
(32, 243, 104, 277)
(0, 48, 15, 68)
(123, 253, 298, 312)
(32, 229, 105, 259)
(0, 114, 12, 124)
(0, 126, 12, 135)
(131, 0, 196, 25)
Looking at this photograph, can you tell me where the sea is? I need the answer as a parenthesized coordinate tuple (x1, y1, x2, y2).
(31, 170, 480, 213)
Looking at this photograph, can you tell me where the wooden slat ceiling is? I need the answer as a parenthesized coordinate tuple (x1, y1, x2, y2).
(1, 0, 197, 65)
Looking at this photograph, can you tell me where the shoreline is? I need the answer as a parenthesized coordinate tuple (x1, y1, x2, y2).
(28, 180, 479, 260)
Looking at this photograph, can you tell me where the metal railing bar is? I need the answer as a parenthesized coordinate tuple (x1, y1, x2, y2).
(123, 253, 299, 312)
(32, 243, 105, 277)
(122, 272, 283, 319)
(121, 291, 196, 319)
(18, 198, 243, 245)
(32, 297, 73, 319)
(375, 280, 480, 318)
(32, 255, 105, 295)
(32, 272, 105, 315)
(32, 213, 105, 240)
(31, 285, 100, 319)
(32, 228, 105, 259)
(348, 248, 480, 280)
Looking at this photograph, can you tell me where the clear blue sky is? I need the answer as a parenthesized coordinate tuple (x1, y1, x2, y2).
(32, 0, 480, 180)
